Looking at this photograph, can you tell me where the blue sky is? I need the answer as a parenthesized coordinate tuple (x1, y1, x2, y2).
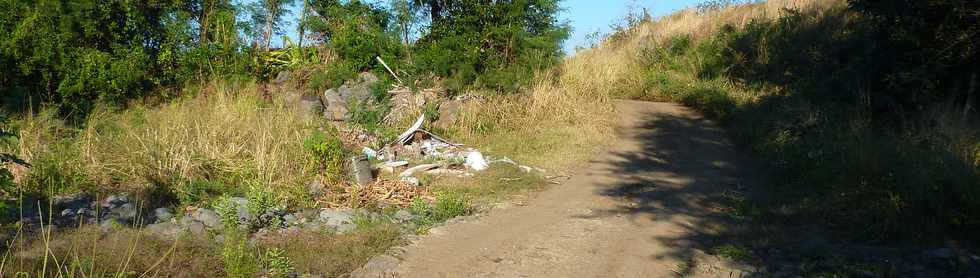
(273, 0, 704, 53)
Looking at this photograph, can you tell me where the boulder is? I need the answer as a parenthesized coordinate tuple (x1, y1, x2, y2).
(109, 203, 138, 221)
(186, 221, 206, 235)
(321, 89, 350, 121)
(433, 100, 462, 129)
(146, 222, 183, 238)
(273, 71, 290, 84)
(225, 197, 252, 224)
(192, 208, 222, 228)
(307, 180, 326, 198)
(103, 195, 129, 209)
(154, 207, 175, 222)
(298, 95, 323, 118)
(318, 208, 355, 233)
(358, 71, 379, 84)
(393, 209, 415, 223)
(54, 195, 92, 211)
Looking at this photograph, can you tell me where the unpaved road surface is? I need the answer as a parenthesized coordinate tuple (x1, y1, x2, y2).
(389, 101, 752, 277)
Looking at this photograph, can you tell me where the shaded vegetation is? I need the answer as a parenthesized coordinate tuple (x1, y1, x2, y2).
(614, 0, 980, 244)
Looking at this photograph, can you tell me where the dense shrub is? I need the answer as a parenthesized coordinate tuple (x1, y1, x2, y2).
(0, 0, 251, 118)
(411, 0, 570, 93)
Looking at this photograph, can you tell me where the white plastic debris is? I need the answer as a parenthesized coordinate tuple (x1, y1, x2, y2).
(399, 163, 441, 178)
(377, 160, 410, 173)
(400, 176, 420, 186)
(362, 147, 378, 160)
(465, 151, 489, 171)
(397, 114, 426, 145)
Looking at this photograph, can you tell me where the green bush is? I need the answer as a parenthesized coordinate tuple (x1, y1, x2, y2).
(304, 130, 348, 179)
(409, 192, 473, 231)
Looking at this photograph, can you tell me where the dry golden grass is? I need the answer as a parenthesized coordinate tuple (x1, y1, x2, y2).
(6, 81, 318, 205)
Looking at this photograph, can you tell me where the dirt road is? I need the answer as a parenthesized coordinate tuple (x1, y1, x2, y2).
(387, 101, 752, 277)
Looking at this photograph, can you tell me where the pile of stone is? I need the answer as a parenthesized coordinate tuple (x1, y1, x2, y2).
(8, 192, 422, 243)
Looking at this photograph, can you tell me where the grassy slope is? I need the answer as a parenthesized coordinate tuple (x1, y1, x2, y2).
(0, 24, 619, 274)
(583, 0, 980, 247)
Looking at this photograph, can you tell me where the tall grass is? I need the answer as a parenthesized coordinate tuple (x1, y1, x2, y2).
(5, 81, 319, 207)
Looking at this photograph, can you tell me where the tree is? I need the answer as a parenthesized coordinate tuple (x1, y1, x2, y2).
(411, 0, 570, 92)
(260, 0, 295, 50)
(392, 0, 417, 60)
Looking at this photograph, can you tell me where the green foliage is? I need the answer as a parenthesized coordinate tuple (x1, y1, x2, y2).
(411, 0, 569, 93)
(308, 0, 403, 72)
(0, 0, 252, 118)
(0, 113, 22, 194)
(304, 130, 348, 179)
(262, 247, 295, 278)
(178, 180, 229, 206)
(222, 231, 260, 277)
(408, 192, 472, 231)
(712, 244, 752, 262)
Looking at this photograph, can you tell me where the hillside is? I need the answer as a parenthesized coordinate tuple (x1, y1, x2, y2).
(1, 0, 978, 276)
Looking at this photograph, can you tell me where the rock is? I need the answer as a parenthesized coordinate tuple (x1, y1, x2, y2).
(76, 208, 93, 217)
(358, 72, 379, 84)
(192, 208, 222, 228)
(274, 71, 290, 84)
(283, 214, 300, 225)
(433, 100, 461, 129)
(103, 195, 129, 209)
(146, 222, 183, 238)
(54, 195, 92, 211)
(154, 207, 175, 222)
(225, 197, 252, 224)
(351, 155, 374, 186)
(350, 255, 399, 278)
(178, 216, 197, 227)
(321, 89, 350, 121)
(99, 218, 122, 232)
(187, 221, 206, 235)
(318, 208, 354, 232)
(298, 95, 323, 117)
(337, 72, 379, 104)
(308, 180, 326, 198)
(393, 209, 415, 223)
(110, 203, 138, 221)
(60, 209, 76, 218)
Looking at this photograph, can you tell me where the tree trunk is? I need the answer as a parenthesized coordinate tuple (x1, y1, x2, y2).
(963, 72, 977, 122)
(298, 0, 308, 48)
(199, 1, 210, 46)
(265, 13, 274, 50)
(402, 18, 412, 62)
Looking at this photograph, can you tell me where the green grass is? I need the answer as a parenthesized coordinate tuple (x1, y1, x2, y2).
(616, 4, 980, 244)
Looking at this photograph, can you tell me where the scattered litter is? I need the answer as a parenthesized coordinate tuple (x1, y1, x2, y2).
(351, 156, 374, 186)
(362, 147, 378, 160)
(357, 113, 541, 187)
(465, 151, 489, 171)
(377, 160, 409, 173)
(400, 176, 420, 187)
(399, 163, 441, 178)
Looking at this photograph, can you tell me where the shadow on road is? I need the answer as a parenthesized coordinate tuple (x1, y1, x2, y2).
(588, 102, 758, 275)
